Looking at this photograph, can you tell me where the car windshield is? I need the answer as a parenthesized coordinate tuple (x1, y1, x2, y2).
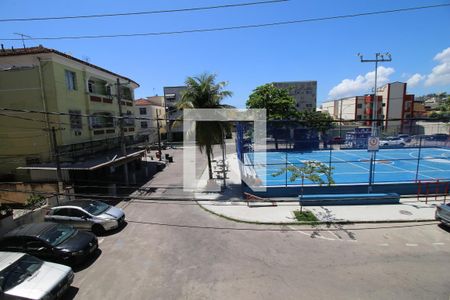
(40, 224, 76, 246)
(0, 254, 43, 292)
(82, 201, 110, 216)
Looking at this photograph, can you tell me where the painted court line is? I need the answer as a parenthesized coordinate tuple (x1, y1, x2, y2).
(432, 242, 445, 246)
(405, 243, 418, 247)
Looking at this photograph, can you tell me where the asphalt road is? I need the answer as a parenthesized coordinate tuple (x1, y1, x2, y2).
(66, 200, 450, 300)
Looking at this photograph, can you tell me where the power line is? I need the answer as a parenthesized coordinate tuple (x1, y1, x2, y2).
(1, 4, 448, 41)
(0, 0, 288, 23)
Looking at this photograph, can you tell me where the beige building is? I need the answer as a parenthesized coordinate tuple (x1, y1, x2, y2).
(273, 81, 317, 111)
(134, 96, 166, 144)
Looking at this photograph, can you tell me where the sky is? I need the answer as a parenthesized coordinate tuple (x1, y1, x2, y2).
(1, 0, 449, 108)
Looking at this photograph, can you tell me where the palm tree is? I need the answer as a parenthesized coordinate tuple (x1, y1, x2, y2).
(177, 73, 232, 180)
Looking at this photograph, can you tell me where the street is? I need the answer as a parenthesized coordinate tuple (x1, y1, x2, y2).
(67, 199, 450, 300)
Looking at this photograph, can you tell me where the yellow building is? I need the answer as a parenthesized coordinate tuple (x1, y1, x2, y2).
(0, 46, 144, 184)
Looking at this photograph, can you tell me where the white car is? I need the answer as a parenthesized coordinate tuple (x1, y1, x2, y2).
(435, 203, 450, 227)
(45, 200, 125, 235)
(0, 252, 73, 300)
(379, 137, 405, 147)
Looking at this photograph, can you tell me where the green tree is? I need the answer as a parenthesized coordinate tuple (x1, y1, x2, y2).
(246, 84, 297, 149)
(273, 161, 334, 212)
(177, 73, 232, 180)
(297, 110, 335, 147)
(246, 84, 297, 120)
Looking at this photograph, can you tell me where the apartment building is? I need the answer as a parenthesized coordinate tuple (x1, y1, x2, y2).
(273, 81, 317, 111)
(135, 96, 166, 144)
(163, 86, 186, 141)
(0, 46, 144, 183)
(321, 82, 417, 134)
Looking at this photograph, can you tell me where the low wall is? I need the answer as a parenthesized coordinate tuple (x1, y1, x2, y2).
(0, 182, 59, 205)
(244, 181, 450, 198)
(0, 191, 74, 237)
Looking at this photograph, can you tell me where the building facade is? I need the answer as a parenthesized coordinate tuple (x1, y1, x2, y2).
(163, 86, 186, 142)
(273, 81, 317, 111)
(321, 82, 418, 134)
(134, 96, 166, 144)
(0, 46, 143, 183)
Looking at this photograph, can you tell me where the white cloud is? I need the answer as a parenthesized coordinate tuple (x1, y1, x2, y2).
(328, 66, 395, 99)
(424, 47, 450, 87)
(406, 73, 425, 87)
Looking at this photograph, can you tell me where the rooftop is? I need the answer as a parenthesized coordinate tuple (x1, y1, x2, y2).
(0, 45, 139, 87)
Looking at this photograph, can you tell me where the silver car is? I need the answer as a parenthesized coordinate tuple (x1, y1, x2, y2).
(0, 251, 73, 300)
(435, 202, 450, 226)
(45, 200, 125, 235)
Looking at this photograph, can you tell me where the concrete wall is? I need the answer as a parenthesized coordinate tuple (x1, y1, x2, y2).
(416, 121, 450, 135)
(0, 182, 59, 205)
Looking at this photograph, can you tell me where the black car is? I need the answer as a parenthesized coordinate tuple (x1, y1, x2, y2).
(0, 222, 98, 265)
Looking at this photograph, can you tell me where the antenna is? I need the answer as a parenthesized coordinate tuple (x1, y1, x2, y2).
(13, 32, 32, 48)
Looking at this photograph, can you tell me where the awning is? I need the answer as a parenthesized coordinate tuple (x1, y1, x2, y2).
(17, 150, 145, 171)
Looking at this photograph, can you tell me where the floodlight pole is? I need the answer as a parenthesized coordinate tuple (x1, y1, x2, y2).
(358, 53, 392, 137)
(358, 53, 392, 192)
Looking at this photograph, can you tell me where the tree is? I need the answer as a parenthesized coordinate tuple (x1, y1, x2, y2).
(273, 161, 334, 212)
(177, 73, 232, 180)
(246, 84, 297, 120)
(297, 110, 335, 148)
(246, 84, 297, 149)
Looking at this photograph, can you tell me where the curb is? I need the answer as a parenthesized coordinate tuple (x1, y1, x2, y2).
(196, 201, 437, 225)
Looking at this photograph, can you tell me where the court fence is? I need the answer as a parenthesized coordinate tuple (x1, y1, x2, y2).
(236, 118, 450, 190)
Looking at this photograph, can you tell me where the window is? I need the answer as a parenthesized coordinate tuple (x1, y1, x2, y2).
(141, 121, 148, 128)
(139, 107, 147, 115)
(70, 209, 88, 218)
(88, 80, 95, 93)
(69, 110, 82, 129)
(52, 208, 71, 216)
(306, 104, 313, 108)
(65, 70, 77, 91)
(90, 112, 114, 128)
(357, 104, 363, 108)
(356, 115, 362, 120)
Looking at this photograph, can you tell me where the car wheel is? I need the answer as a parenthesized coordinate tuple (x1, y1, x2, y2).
(92, 224, 105, 235)
(400, 143, 405, 147)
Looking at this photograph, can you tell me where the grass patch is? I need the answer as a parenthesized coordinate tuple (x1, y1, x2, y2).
(293, 210, 318, 222)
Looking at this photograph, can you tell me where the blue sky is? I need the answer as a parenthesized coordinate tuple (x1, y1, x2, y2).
(1, 0, 449, 108)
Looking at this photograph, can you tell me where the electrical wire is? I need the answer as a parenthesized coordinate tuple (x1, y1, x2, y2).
(0, 0, 288, 23)
(1, 4, 448, 40)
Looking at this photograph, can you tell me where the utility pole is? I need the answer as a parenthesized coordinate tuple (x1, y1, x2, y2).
(116, 78, 129, 185)
(156, 109, 162, 161)
(49, 126, 63, 205)
(358, 52, 392, 137)
(358, 52, 392, 193)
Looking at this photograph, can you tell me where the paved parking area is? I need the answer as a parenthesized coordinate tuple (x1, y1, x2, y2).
(65, 199, 450, 300)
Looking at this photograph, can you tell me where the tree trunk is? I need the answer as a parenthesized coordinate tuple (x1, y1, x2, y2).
(206, 149, 213, 180)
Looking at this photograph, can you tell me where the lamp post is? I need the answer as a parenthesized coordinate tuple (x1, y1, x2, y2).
(358, 53, 392, 192)
(358, 53, 392, 137)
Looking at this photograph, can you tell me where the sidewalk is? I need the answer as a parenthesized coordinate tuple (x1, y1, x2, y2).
(198, 198, 443, 224)
(131, 146, 444, 224)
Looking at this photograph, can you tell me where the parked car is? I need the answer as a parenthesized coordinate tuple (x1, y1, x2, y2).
(379, 137, 406, 147)
(428, 133, 449, 141)
(0, 223, 98, 265)
(45, 200, 125, 235)
(0, 251, 73, 300)
(397, 134, 411, 143)
(435, 202, 450, 227)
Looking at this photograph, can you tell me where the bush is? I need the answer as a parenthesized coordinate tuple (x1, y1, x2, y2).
(26, 194, 46, 209)
(293, 210, 318, 222)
